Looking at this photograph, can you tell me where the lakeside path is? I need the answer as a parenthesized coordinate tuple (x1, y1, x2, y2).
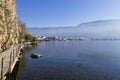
(0, 44, 24, 80)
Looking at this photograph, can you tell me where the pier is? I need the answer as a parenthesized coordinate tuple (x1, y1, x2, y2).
(0, 44, 24, 80)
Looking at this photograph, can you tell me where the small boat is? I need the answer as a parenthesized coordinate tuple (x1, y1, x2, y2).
(31, 53, 43, 58)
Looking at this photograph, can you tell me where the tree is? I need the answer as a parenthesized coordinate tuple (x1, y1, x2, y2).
(32, 37, 37, 42)
(25, 34, 33, 42)
(18, 20, 26, 34)
(18, 20, 27, 42)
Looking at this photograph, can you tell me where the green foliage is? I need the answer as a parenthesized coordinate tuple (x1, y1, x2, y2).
(19, 33, 25, 41)
(25, 34, 33, 42)
(18, 20, 37, 42)
(5, 9, 11, 16)
(19, 33, 37, 42)
(32, 37, 37, 42)
(0, 4, 3, 8)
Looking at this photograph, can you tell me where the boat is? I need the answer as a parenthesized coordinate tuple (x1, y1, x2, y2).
(31, 53, 43, 58)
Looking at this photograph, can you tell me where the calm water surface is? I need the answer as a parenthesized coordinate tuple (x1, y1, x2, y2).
(18, 41, 120, 80)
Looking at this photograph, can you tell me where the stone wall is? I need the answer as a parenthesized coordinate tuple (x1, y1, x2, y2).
(0, 0, 20, 52)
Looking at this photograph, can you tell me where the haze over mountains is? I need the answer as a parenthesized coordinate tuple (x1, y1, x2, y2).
(27, 19, 120, 38)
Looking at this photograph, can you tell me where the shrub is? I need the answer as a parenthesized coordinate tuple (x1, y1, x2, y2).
(25, 34, 33, 42)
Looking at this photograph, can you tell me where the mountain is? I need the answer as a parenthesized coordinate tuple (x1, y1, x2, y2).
(76, 19, 120, 28)
(27, 19, 120, 38)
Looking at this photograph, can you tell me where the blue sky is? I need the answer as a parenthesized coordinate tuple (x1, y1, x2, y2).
(16, 0, 120, 28)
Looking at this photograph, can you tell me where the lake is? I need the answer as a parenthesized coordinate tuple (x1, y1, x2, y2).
(18, 41, 120, 80)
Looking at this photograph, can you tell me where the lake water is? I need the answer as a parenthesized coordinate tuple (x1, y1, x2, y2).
(18, 41, 120, 80)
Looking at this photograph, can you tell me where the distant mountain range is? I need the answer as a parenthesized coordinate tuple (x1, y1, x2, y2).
(27, 19, 120, 38)
(76, 19, 120, 27)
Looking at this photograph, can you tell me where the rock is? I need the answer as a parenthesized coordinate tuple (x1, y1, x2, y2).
(0, 0, 20, 51)
(31, 53, 43, 58)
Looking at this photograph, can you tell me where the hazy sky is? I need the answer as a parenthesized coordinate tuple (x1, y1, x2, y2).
(16, 0, 120, 28)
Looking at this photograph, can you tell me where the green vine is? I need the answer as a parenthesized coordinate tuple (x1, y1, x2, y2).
(0, 4, 3, 8)
(4, 8, 11, 17)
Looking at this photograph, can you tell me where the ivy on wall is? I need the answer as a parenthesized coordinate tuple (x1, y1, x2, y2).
(0, 4, 3, 8)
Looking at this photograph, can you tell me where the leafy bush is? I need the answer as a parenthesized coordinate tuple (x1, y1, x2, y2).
(18, 20, 37, 42)
(25, 34, 33, 42)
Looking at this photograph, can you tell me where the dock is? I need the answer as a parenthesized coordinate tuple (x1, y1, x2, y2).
(0, 44, 24, 80)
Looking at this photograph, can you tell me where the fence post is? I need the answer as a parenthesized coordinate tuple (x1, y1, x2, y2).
(16, 47, 17, 57)
(15, 47, 17, 57)
(1, 58, 4, 80)
(9, 52, 12, 73)
(13, 49, 14, 62)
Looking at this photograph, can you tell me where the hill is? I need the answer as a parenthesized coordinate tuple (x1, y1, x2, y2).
(27, 19, 120, 38)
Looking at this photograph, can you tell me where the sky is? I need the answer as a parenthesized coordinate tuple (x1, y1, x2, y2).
(16, 0, 120, 28)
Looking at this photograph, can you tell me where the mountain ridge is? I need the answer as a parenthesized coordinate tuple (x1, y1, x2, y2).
(27, 19, 120, 28)
(76, 19, 120, 27)
(27, 19, 120, 38)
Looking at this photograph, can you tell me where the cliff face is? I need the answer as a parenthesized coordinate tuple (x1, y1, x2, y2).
(0, 0, 20, 52)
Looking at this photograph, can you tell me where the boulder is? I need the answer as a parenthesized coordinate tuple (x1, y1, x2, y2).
(31, 53, 42, 58)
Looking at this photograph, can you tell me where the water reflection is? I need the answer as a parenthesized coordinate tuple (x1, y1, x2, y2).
(18, 44, 38, 76)
(24, 43, 38, 52)
(18, 41, 120, 80)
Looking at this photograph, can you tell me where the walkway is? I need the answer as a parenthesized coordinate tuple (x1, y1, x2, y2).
(0, 44, 24, 80)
